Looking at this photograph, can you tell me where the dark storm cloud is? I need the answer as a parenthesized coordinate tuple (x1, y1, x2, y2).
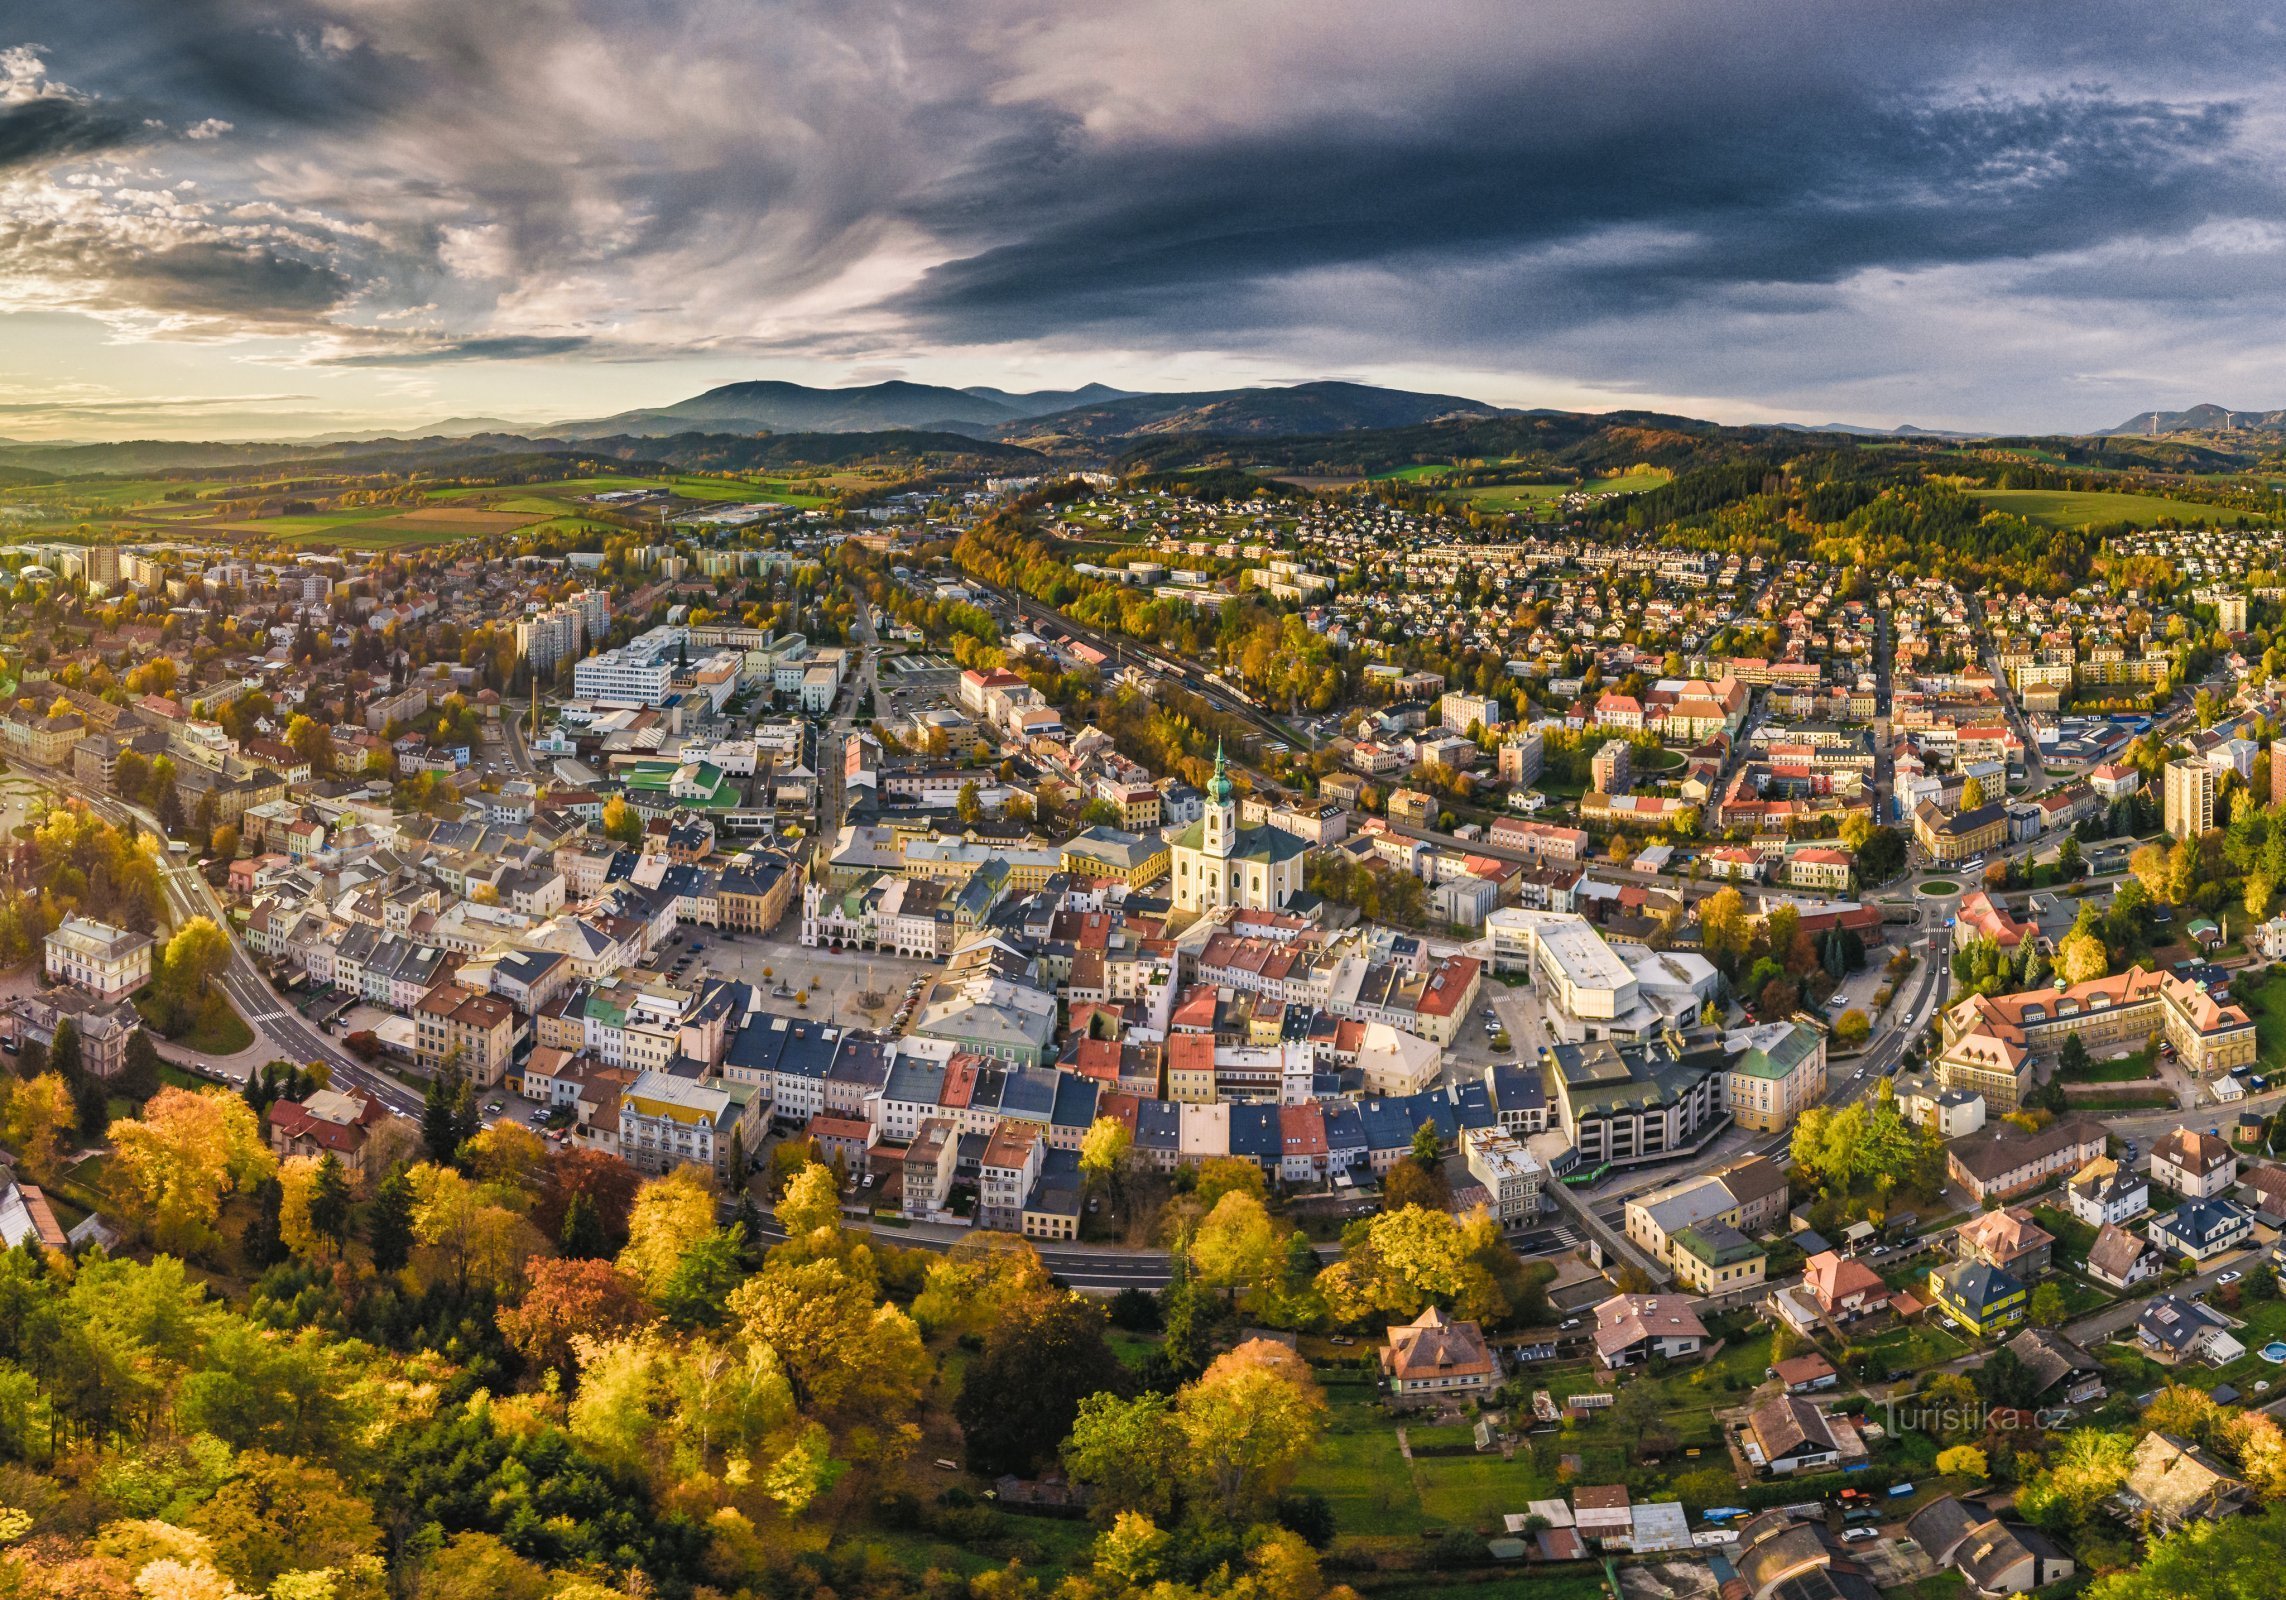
(110, 239, 351, 317)
(319, 333, 595, 365)
(10, 0, 2286, 425)
(897, 82, 2259, 342)
(0, 90, 135, 170)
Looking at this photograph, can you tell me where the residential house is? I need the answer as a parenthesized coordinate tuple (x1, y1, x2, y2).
(2114, 1431, 2250, 1528)
(1926, 1260, 2027, 1337)
(2065, 1156, 2149, 1228)
(2086, 1222, 2161, 1291)
(2151, 1126, 2238, 1199)
(2147, 1197, 2254, 1264)
(2136, 1295, 2246, 1367)
(1591, 1293, 1707, 1368)
(1380, 1307, 1498, 1408)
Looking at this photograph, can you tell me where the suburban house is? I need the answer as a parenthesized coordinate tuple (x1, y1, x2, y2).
(2114, 1431, 2250, 1529)
(1381, 1307, 1498, 1407)
(2003, 1328, 2107, 1409)
(1951, 1208, 2054, 1278)
(264, 1088, 394, 1182)
(1591, 1293, 1707, 1368)
(2065, 1156, 2149, 1228)
(1945, 1116, 2109, 1203)
(1771, 1353, 1840, 1393)
(1743, 1395, 1865, 1476)
(2245, 1162, 2286, 1225)
(2145, 1197, 2253, 1264)
(2151, 1126, 2238, 1199)
(2085, 1223, 2161, 1292)
(1804, 1249, 1889, 1321)
(1927, 1260, 2028, 1338)
(2137, 1295, 2246, 1366)
(1728, 1511, 1885, 1600)
(1905, 1497, 2075, 1597)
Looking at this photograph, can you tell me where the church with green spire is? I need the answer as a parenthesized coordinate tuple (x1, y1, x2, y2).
(1170, 740, 1308, 915)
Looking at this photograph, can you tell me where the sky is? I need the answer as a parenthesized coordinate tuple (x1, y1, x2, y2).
(6, 1, 2286, 440)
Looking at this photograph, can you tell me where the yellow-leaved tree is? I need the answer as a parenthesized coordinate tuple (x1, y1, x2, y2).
(108, 1088, 275, 1254)
(1174, 1340, 1326, 1522)
(616, 1166, 719, 1297)
(3, 1072, 75, 1185)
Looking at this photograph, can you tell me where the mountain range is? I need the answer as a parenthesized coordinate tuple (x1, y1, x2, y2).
(540, 378, 1514, 442)
(547, 380, 1137, 440)
(2103, 403, 2286, 435)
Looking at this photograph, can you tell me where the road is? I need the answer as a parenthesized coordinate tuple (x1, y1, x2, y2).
(962, 571, 1308, 752)
(749, 1211, 1182, 1290)
(24, 771, 428, 1119)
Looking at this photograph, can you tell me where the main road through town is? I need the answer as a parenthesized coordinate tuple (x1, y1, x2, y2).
(22, 771, 426, 1119)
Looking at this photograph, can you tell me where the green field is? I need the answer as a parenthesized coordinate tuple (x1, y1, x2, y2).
(2234, 968, 2286, 1068)
(1974, 487, 2238, 528)
(431, 473, 833, 508)
(1460, 469, 1673, 512)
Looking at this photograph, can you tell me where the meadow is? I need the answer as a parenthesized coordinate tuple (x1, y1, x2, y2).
(1972, 486, 2240, 527)
(1459, 469, 1673, 512)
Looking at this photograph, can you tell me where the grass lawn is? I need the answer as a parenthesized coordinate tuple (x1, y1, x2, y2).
(2236, 967, 2286, 1069)
(1855, 1322, 1972, 1370)
(137, 992, 256, 1056)
(2187, 1297, 2286, 1394)
(1974, 486, 2240, 528)
(1887, 1574, 1968, 1600)
(2032, 1206, 2098, 1266)
(2061, 1056, 2160, 1084)
(1362, 1574, 1611, 1600)
(1106, 1330, 1161, 1371)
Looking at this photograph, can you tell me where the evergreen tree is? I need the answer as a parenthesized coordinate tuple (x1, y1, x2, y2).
(119, 1030, 162, 1103)
(308, 1153, 353, 1253)
(367, 1169, 415, 1273)
(452, 1075, 480, 1154)
(559, 1190, 607, 1259)
(422, 1066, 465, 1163)
(48, 1020, 79, 1083)
(242, 1176, 290, 1269)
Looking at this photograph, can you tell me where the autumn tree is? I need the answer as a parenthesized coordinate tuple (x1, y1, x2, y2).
(406, 1163, 542, 1295)
(1064, 1390, 1186, 1520)
(3, 1072, 75, 1185)
(1079, 1115, 1133, 1197)
(1175, 1339, 1326, 1521)
(617, 1166, 720, 1297)
(600, 795, 642, 846)
(911, 1232, 1054, 1337)
(159, 917, 231, 1010)
(188, 1451, 380, 1589)
(108, 1087, 276, 1253)
(1316, 1205, 1541, 1328)
(497, 1257, 654, 1373)
(727, 1252, 929, 1462)
(533, 1147, 640, 1248)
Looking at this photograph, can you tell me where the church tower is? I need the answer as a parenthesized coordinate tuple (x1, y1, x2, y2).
(1203, 740, 1236, 859)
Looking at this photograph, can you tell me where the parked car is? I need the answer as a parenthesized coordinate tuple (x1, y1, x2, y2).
(1841, 1528, 1879, 1544)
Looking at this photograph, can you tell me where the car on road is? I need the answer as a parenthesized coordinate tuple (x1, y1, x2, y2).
(2219, 1270, 2244, 1285)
